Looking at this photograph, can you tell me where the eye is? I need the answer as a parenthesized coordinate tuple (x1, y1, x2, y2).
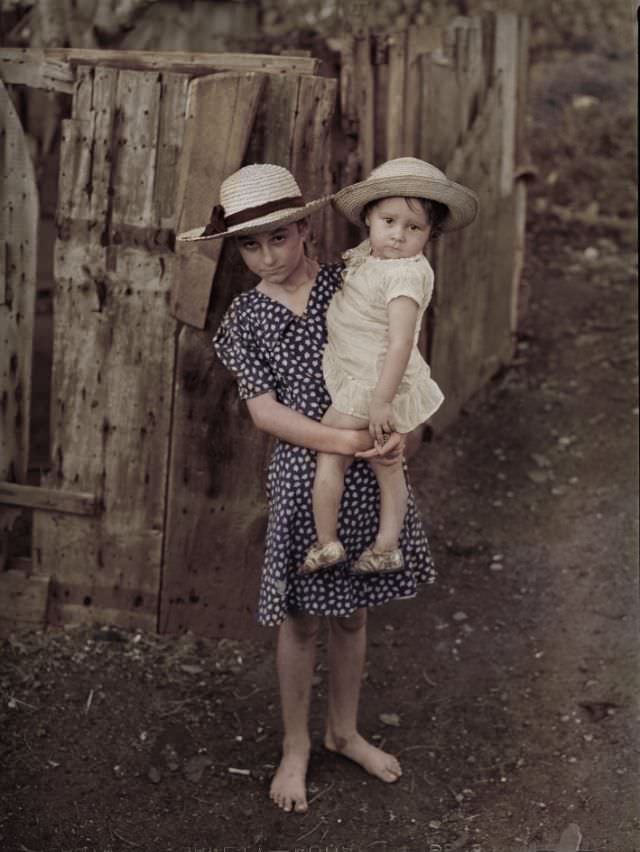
(383, 217, 393, 224)
(240, 240, 257, 250)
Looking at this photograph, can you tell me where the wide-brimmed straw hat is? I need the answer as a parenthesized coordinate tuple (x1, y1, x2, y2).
(333, 157, 479, 232)
(177, 163, 330, 242)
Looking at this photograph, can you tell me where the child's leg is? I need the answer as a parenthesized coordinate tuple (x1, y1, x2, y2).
(324, 609, 402, 783)
(369, 456, 408, 551)
(312, 406, 368, 545)
(270, 613, 320, 813)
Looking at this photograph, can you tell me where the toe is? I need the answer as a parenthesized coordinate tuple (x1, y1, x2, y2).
(294, 799, 308, 813)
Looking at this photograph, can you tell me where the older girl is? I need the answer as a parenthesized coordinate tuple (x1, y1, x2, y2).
(177, 163, 437, 814)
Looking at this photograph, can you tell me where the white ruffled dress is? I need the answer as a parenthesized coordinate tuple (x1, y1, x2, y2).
(323, 240, 444, 433)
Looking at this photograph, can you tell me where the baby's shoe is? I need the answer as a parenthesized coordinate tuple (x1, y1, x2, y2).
(300, 540, 346, 574)
(352, 546, 404, 574)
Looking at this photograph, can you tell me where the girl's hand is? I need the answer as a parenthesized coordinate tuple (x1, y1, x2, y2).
(368, 399, 395, 446)
(355, 431, 406, 465)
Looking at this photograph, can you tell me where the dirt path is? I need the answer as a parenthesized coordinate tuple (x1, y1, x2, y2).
(1, 17, 637, 852)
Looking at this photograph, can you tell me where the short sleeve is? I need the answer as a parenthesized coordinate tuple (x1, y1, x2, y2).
(384, 261, 434, 309)
(212, 300, 276, 401)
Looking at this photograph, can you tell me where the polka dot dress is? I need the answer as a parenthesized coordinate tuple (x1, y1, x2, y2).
(213, 264, 436, 627)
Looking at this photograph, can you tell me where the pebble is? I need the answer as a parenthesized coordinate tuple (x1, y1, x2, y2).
(452, 611, 468, 622)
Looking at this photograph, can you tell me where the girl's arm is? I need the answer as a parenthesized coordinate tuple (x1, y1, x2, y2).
(369, 295, 419, 445)
(247, 392, 373, 456)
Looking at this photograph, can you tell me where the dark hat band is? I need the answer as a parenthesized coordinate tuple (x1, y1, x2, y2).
(202, 195, 305, 237)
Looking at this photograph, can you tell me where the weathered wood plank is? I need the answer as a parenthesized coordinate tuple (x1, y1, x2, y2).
(429, 80, 509, 431)
(0, 50, 74, 93)
(0, 570, 50, 630)
(0, 481, 97, 515)
(494, 12, 519, 197)
(386, 30, 408, 159)
(0, 48, 319, 78)
(417, 51, 461, 168)
(290, 74, 337, 260)
(170, 72, 266, 328)
(155, 73, 190, 229)
(0, 79, 37, 486)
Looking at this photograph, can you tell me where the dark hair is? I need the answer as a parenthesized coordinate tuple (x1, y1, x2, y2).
(361, 196, 449, 240)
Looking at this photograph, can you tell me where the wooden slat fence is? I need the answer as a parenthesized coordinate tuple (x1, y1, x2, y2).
(0, 11, 531, 638)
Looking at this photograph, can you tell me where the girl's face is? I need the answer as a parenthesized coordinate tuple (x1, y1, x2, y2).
(236, 221, 307, 286)
(365, 197, 431, 260)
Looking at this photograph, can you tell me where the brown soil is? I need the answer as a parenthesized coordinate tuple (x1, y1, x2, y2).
(1, 9, 637, 852)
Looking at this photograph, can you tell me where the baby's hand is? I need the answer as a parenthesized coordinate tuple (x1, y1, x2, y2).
(368, 399, 395, 447)
(356, 430, 405, 464)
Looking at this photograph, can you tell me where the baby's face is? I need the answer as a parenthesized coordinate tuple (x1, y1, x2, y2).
(366, 197, 431, 260)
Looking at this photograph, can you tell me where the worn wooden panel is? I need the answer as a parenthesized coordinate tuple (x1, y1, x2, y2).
(428, 80, 508, 431)
(160, 74, 339, 640)
(417, 52, 461, 168)
(0, 47, 319, 80)
(290, 75, 337, 261)
(386, 30, 408, 159)
(0, 80, 37, 575)
(170, 72, 265, 328)
(354, 34, 375, 179)
(494, 12, 519, 198)
(0, 80, 37, 485)
(0, 570, 50, 636)
(0, 481, 97, 515)
(0, 49, 74, 93)
(32, 68, 186, 631)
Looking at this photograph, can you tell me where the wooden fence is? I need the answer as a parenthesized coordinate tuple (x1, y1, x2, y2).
(0, 11, 531, 639)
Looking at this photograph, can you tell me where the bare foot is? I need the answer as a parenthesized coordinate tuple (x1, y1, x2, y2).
(324, 731, 402, 783)
(269, 741, 310, 813)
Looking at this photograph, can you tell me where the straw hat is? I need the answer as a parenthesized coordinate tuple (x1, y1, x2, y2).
(177, 164, 330, 242)
(333, 157, 479, 232)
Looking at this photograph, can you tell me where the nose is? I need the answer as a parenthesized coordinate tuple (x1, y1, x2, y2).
(391, 227, 405, 243)
(261, 245, 276, 266)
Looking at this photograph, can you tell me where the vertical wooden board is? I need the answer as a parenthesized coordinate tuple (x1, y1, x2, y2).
(417, 54, 461, 168)
(88, 67, 119, 232)
(386, 30, 408, 159)
(428, 81, 507, 430)
(290, 75, 337, 260)
(373, 46, 389, 166)
(32, 242, 177, 629)
(494, 12, 519, 198)
(154, 73, 190, 229)
(110, 69, 162, 230)
(0, 80, 37, 486)
(170, 72, 265, 328)
(354, 33, 375, 177)
(515, 15, 531, 167)
(57, 117, 95, 224)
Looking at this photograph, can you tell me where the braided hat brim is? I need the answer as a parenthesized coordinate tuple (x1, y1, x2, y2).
(177, 196, 331, 242)
(333, 176, 479, 232)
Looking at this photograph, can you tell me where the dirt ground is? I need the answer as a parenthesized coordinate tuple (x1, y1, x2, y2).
(1, 8, 637, 852)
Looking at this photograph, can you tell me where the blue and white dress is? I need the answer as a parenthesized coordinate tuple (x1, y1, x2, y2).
(212, 263, 436, 627)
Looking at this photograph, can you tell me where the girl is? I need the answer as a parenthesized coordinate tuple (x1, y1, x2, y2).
(303, 157, 479, 575)
(177, 163, 438, 814)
